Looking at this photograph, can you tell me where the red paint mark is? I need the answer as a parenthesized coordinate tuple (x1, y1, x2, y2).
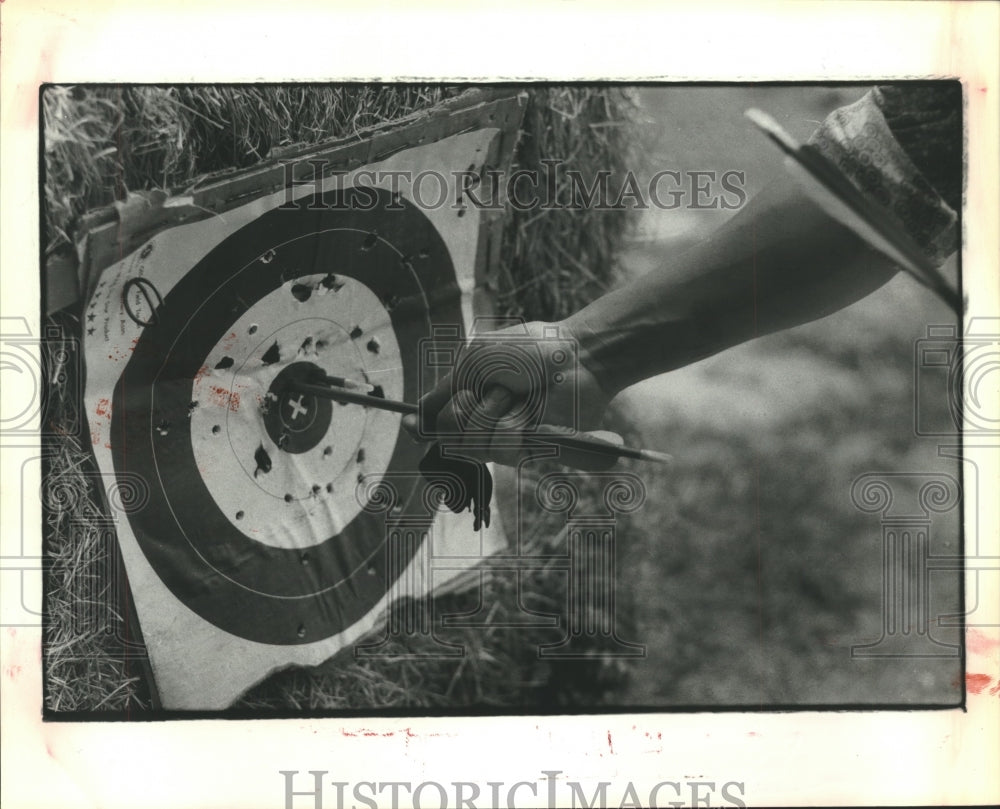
(107, 343, 134, 363)
(607, 731, 614, 753)
(193, 365, 209, 384)
(991, 682, 1000, 697)
(980, 86, 988, 94)
(967, 628, 1000, 656)
(209, 386, 240, 412)
(966, 673, 993, 694)
(95, 398, 110, 417)
(748, 731, 758, 737)
(5, 665, 21, 680)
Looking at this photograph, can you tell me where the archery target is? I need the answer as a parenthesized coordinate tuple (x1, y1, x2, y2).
(82, 122, 517, 707)
(113, 187, 463, 645)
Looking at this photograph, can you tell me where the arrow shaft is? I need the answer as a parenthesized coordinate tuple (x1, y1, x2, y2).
(289, 378, 672, 465)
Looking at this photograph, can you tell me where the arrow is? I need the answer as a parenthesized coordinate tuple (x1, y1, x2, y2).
(286, 373, 674, 466)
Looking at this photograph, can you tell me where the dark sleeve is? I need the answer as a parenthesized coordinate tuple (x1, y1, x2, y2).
(808, 83, 961, 265)
(874, 83, 962, 214)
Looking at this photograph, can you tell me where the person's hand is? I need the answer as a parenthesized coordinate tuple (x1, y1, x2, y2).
(402, 320, 622, 469)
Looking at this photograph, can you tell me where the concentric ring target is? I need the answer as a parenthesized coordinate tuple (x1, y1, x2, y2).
(110, 187, 463, 644)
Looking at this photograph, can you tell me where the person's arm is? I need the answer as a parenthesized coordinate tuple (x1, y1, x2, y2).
(409, 177, 898, 465)
(564, 173, 899, 398)
(568, 83, 961, 398)
(412, 85, 961, 466)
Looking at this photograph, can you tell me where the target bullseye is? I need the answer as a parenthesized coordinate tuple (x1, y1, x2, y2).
(264, 362, 332, 454)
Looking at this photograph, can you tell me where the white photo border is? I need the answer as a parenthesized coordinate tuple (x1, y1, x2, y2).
(1, 1, 997, 807)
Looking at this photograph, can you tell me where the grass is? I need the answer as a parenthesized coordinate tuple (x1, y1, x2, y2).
(41, 83, 639, 714)
(42, 315, 152, 713)
(614, 270, 962, 706)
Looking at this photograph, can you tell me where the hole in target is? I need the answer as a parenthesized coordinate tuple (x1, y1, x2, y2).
(261, 341, 281, 365)
(254, 444, 272, 476)
(321, 273, 344, 292)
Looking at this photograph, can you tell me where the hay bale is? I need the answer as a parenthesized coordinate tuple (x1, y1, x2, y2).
(499, 86, 638, 321)
(44, 85, 636, 318)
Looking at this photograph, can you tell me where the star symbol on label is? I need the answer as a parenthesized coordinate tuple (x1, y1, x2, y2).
(87, 312, 96, 322)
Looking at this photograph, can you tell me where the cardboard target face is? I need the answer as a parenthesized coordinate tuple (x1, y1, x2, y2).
(114, 188, 461, 645)
(82, 118, 520, 708)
